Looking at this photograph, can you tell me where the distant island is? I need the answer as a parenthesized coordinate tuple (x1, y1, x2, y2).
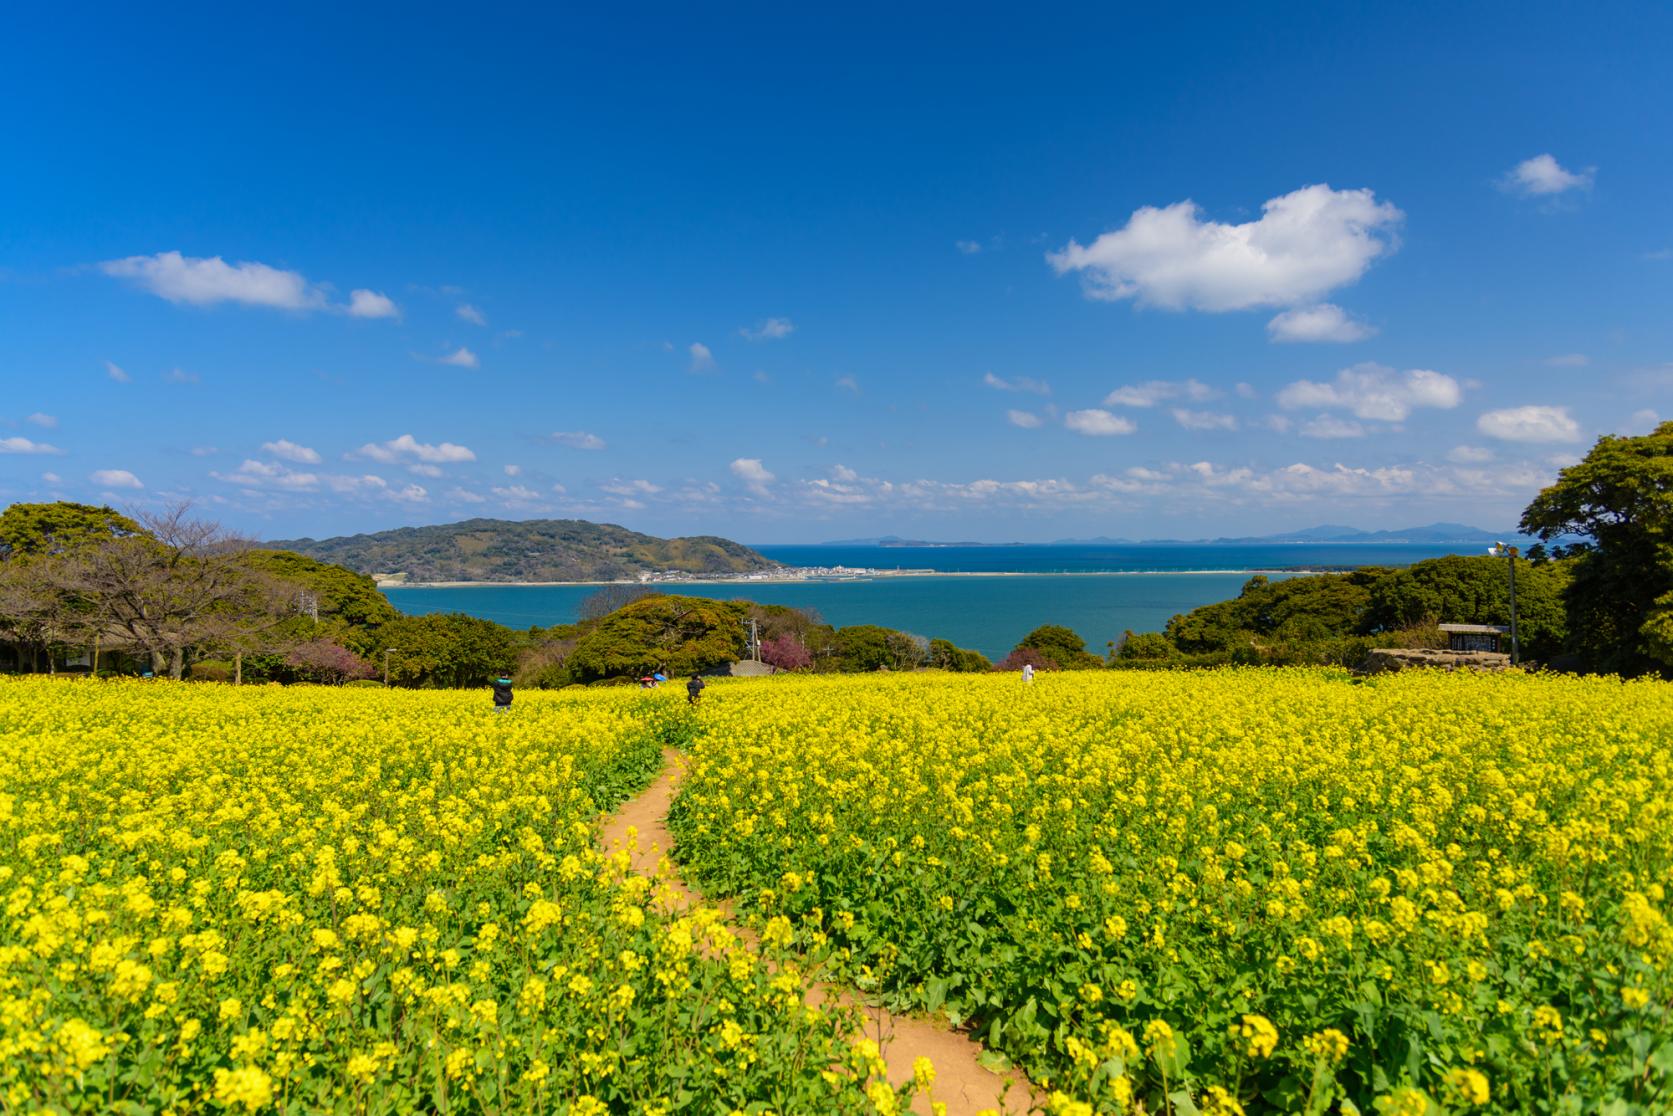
(270, 518, 780, 584)
(819, 535, 1021, 548)
(811, 522, 1512, 547)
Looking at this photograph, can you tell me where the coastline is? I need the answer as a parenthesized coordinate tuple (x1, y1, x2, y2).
(377, 568, 1332, 589)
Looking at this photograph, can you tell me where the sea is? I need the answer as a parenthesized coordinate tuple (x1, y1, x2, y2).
(382, 542, 1478, 661)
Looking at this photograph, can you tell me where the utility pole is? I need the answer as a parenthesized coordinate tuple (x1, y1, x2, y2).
(1489, 543, 1520, 665)
(384, 648, 399, 687)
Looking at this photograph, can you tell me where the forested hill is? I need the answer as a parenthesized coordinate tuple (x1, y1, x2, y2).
(270, 518, 779, 583)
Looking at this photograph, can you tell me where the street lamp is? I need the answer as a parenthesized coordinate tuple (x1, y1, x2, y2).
(383, 648, 399, 687)
(1487, 543, 1520, 665)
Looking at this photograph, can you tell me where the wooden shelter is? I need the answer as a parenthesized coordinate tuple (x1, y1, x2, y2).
(1438, 623, 1511, 654)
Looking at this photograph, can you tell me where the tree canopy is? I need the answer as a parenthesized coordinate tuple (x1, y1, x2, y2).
(0, 502, 142, 560)
(1015, 624, 1104, 669)
(1521, 421, 1673, 673)
(565, 595, 747, 683)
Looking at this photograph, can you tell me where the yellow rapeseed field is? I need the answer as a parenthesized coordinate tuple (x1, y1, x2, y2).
(0, 678, 895, 1115)
(671, 669, 1673, 1115)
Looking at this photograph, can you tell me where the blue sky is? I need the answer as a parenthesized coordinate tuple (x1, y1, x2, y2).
(2, 1, 1669, 543)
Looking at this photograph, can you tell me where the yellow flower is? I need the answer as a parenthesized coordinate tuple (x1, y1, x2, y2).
(1231, 1013, 1278, 1059)
(54, 1018, 112, 1072)
(212, 1065, 275, 1112)
(1445, 1066, 1491, 1106)
(1201, 1085, 1246, 1116)
(1302, 1028, 1349, 1064)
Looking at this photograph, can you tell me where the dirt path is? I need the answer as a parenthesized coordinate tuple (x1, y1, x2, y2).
(600, 748, 1039, 1116)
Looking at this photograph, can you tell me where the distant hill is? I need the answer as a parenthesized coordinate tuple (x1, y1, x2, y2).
(270, 518, 780, 583)
(1052, 522, 1509, 546)
(816, 535, 1009, 547)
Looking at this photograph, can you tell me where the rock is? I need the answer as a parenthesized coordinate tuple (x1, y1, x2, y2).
(1357, 648, 1514, 675)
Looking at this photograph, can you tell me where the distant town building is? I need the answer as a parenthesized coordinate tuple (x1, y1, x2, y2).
(1439, 623, 1511, 654)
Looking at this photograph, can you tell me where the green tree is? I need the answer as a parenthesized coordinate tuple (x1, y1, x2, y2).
(241, 549, 400, 655)
(0, 501, 142, 560)
(1368, 554, 1569, 660)
(928, 638, 991, 672)
(1116, 630, 1177, 662)
(375, 612, 521, 688)
(1165, 572, 1380, 654)
(1520, 422, 1673, 674)
(824, 625, 926, 672)
(1015, 624, 1103, 669)
(565, 595, 746, 683)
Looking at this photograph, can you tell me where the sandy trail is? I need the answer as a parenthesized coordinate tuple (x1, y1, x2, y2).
(600, 748, 1039, 1116)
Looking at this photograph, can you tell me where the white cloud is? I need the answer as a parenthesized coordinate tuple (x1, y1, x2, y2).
(0, 437, 62, 455)
(1277, 363, 1461, 421)
(407, 463, 443, 478)
(91, 468, 143, 489)
(739, 317, 794, 341)
(1447, 445, 1496, 464)
(1545, 353, 1589, 368)
(1501, 154, 1594, 197)
(355, 434, 476, 464)
(105, 360, 130, 383)
(1266, 303, 1375, 343)
(41, 472, 62, 484)
(1007, 409, 1044, 429)
(26, 413, 57, 429)
(100, 251, 327, 310)
(1477, 405, 1581, 443)
(601, 479, 663, 498)
(347, 289, 398, 319)
(551, 431, 606, 450)
(165, 367, 200, 384)
(448, 487, 487, 503)
(503, 464, 521, 476)
(190, 446, 220, 457)
(438, 346, 479, 369)
(1172, 408, 1238, 431)
(214, 459, 321, 490)
(1049, 184, 1402, 311)
(1065, 409, 1137, 436)
(491, 485, 543, 504)
(955, 240, 983, 255)
(1626, 409, 1661, 435)
(730, 457, 776, 494)
(261, 438, 321, 464)
(689, 342, 714, 372)
(456, 303, 487, 325)
(835, 375, 859, 393)
(1299, 415, 1367, 439)
(1103, 379, 1214, 407)
(984, 372, 1051, 395)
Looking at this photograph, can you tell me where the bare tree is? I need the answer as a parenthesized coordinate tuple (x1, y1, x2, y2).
(578, 583, 663, 620)
(0, 558, 92, 672)
(54, 503, 298, 678)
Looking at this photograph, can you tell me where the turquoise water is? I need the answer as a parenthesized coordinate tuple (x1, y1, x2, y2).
(386, 572, 1280, 660)
(384, 542, 1474, 659)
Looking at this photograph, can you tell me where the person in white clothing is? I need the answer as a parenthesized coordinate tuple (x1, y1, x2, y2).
(1021, 662, 1035, 684)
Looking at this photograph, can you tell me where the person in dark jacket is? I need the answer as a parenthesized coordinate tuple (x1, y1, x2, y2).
(686, 673, 705, 705)
(490, 674, 513, 712)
